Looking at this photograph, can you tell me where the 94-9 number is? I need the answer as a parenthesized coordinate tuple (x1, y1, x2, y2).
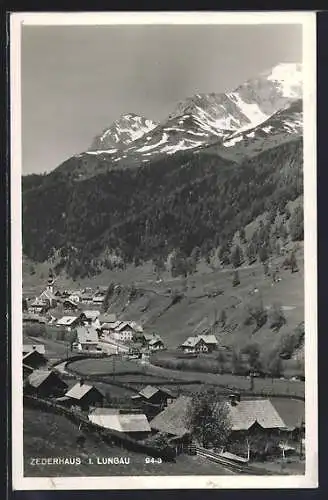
(145, 457, 162, 464)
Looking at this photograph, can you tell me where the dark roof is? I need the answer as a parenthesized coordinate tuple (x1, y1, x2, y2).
(270, 398, 305, 430)
(27, 370, 67, 389)
(222, 399, 286, 431)
(66, 382, 103, 400)
(150, 396, 192, 437)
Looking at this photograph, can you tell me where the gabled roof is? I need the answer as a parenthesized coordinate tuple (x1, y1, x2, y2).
(150, 396, 192, 436)
(199, 334, 218, 345)
(40, 289, 57, 302)
(143, 333, 161, 342)
(76, 325, 98, 343)
(63, 298, 79, 307)
(181, 336, 204, 348)
(57, 316, 78, 326)
(89, 408, 151, 433)
(139, 385, 159, 399)
(223, 399, 286, 431)
(149, 337, 164, 346)
(270, 398, 305, 430)
(109, 320, 123, 330)
(27, 370, 67, 389)
(66, 382, 102, 400)
(23, 344, 46, 355)
(128, 321, 143, 333)
(115, 321, 133, 332)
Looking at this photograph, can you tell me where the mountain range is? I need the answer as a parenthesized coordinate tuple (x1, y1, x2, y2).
(22, 62, 303, 278)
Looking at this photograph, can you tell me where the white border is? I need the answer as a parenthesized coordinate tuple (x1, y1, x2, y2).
(10, 11, 318, 490)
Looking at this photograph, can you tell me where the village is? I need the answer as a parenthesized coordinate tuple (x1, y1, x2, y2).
(22, 273, 305, 475)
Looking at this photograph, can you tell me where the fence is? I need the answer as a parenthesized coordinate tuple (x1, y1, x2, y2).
(24, 394, 176, 461)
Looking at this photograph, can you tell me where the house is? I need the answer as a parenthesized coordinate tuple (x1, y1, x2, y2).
(180, 336, 209, 353)
(63, 299, 80, 312)
(180, 334, 218, 353)
(56, 314, 85, 330)
(23, 312, 44, 323)
(223, 398, 287, 438)
(23, 344, 46, 355)
(83, 310, 101, 324)
(132, 385, 176, 407)
(80, 292, 94, 304)
(270, 398, 305, 438)
(73, 325, 100, 352)
(25, 370, 68, 397)
(64, 381, 104, 410)
(28, 299, 49, 315)
(92, 295, 105, 305)
(110, 321, 135, 342)
(148, 337, 165, 351)
(150, 396, 193, 454)
(198, 334, 218, 352)
(88, 408, 151, 440)
(68, 292, 81, 303)
(23, 349, 47, 370)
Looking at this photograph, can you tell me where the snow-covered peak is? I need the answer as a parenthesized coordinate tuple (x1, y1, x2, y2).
(90, 114, 158, 151)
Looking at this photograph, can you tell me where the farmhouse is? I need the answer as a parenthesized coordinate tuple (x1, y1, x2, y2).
(88, 408, 151, 440)
(150, 396, 192, 454)
(74, 325, 100, 352)
(198, 334, 218, 352)
(180, 334, 218, 353)
(64, 381, 105, 410)
(56, 315, 84, 330)
(138, 333, 164, 350)
(23, 349, 47, 370)
(132, 385, 176, 408)
(28, 299, 49, 315)
(23, 344, 46, 355)
(148, 337, 165, 351)
(25, 370, 68, 397)
(223, 397, 287, 438)
(180, 336, 208, 353)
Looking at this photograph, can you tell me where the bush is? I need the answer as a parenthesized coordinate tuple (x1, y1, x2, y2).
(244, 298, 267, 331)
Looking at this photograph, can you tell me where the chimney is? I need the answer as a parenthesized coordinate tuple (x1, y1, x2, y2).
(229, 394, 240, 406)
(80, 379, 84, 386)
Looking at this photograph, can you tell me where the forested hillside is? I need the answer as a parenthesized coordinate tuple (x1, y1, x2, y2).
(22, 137, 303, 279)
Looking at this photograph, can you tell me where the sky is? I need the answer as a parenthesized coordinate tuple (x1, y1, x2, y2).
(21, 24, 302, 174)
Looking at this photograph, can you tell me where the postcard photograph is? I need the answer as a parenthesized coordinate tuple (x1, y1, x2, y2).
(10, 11, 317, 490)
